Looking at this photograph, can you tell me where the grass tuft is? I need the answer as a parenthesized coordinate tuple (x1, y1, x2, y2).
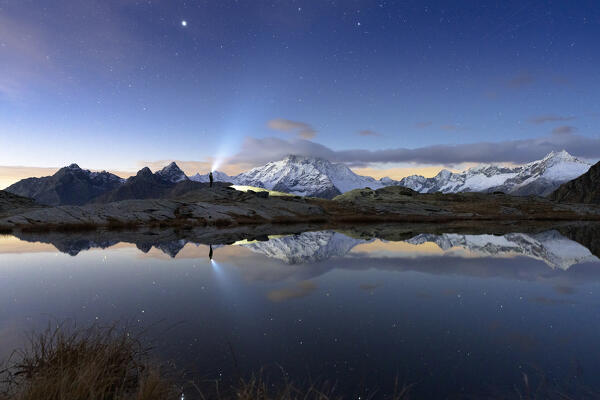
(0, 323, 413, 400)
(0, 323, 176, 400)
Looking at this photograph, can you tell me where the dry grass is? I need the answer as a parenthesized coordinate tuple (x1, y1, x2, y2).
(192, 371, 413, 400)
(0, 323, 413, 400)
(0, 323, 177, 400)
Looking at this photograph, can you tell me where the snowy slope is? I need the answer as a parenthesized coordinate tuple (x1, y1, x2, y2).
(182, 151, 590, 198)
(242, 231, 365, 264)
(493, 150, 592, 196)
(233, 155, 388, 198)
(406, 230, 598, 270)
(399, 150, 591, 196)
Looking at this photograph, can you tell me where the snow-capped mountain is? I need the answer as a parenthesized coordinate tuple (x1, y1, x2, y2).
(6, 150, 592, 205)
(241, 231, 366, 264)
(406, 230, 599, 270)
(193, 151, 589, 198)
(233, 155, 390, 198)
(156, 162, 188, 183)
(239, 229, 598, 269)
(189, 170, 233, 183)
(489, 150, 592, 196)
(398, 150, 591, 196)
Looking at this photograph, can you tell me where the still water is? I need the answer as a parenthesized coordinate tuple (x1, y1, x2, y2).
(1, 225, 600, 398)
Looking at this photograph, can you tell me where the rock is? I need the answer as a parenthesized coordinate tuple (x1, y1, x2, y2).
(2, 185, 600, 233)
(549, 160, 600, 204)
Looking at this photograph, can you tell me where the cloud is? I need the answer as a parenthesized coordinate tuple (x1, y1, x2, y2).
(530, 115, 576, 124)
(552, 126, 576, 135)
(441, 124, 459, 131)
(507, 72, 534, 88)
(267, 281, 317, 302)
(267, 118, 317, 139)
(358, 129, 380, 136)
(227, 131, 600, 167)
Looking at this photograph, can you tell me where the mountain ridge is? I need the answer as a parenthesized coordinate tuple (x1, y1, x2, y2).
(4, 150, 594, 204)
(5, 164, 124, 206)
(397, 150, 591, 196)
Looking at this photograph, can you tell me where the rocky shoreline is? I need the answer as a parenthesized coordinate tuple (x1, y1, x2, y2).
(2, 185, 600, 233)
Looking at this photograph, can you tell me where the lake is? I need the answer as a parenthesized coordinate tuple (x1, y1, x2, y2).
(1, 224, 600, 398)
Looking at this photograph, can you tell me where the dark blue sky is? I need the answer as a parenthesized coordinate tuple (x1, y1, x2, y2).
(1, 0, 599, 179)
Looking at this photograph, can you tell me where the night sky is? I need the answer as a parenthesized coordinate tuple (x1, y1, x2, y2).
(1, 0, 600, 186)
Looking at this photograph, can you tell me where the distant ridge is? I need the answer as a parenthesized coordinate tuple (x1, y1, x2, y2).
(189, 170, 232, 183)
(4, 151, 594, 204)
(397, 150, 591, 196)
(5, 164, 123, 206)
(92, 164, 214, 203)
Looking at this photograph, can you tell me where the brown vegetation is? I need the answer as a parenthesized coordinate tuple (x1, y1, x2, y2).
(0, 324, 412, 400)
(0, 323, 175, 400)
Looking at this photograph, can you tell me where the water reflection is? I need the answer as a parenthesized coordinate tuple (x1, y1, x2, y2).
(6, 224, 600, 271)
(1, 223, 600, 398)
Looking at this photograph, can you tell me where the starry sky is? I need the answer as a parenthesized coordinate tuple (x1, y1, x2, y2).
(1, 0, 600, 187)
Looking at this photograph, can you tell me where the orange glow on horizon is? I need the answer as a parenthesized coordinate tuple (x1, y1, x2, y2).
(351, 165, 456, 180)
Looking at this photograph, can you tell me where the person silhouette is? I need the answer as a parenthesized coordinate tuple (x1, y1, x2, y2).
(209, 244, 213, 260)
(209, 171, 214, 188)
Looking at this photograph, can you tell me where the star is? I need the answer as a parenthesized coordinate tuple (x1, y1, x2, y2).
(181, 20, 187, 27)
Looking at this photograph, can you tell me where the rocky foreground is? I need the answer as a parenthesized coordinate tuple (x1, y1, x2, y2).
(2, 185, 600, 232)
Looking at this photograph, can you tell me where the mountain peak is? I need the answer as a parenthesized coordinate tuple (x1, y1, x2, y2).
(398, 150, 591, 196)
(137, 167, 153, 177)
(436, 169, 453, 179)
(282, 154, 329, 164)
(235, 155, 381, 198)
(542, 150, 576, 162)
(67, 163, 81, 170)
(156, 162, 187, 183)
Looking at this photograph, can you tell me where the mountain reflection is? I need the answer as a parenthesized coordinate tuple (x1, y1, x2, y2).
(405, 231, 598, 270)
(4, 223, 600, 272)
(242, 231, 365, 264)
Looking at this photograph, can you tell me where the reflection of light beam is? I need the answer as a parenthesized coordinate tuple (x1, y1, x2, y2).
(210, 259, 229, 286)
(210, 259, 221, 273)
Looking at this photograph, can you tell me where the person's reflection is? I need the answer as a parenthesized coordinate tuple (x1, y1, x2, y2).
(209, 244, 213, 260)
